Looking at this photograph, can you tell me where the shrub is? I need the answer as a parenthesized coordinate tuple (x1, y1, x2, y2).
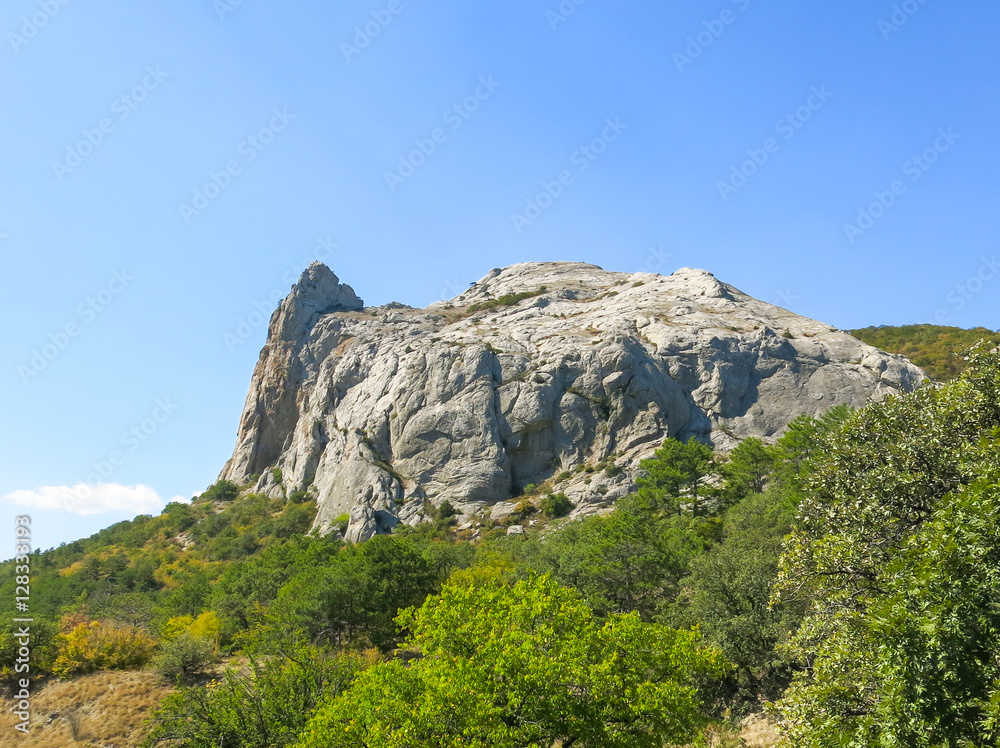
(272, 504, 317, 539)
(52, 618, 157, 677)
(515, 500, 537, 520)
(540, 493, 574, 518)
(465, 287, 547, 315)
(145, 645, 374, 748)
(154, 634, 215, 683)
(199, 480, 240, 503)
(0, 614, 58, 676)
(162, 611, 221, 647)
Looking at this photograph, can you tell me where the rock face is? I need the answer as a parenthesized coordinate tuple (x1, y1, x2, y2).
(219, 261, 926, 540)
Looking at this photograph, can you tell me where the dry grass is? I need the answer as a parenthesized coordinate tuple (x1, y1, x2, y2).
(739, 713, 781, 747)
(0, 670, 173, 748)
(681, 713, 781, 748)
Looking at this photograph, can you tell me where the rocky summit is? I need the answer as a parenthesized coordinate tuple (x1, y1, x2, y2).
(218, 261, 926, 541)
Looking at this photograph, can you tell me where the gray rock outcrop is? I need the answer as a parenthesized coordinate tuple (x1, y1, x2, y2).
(219, 261, 926, 541)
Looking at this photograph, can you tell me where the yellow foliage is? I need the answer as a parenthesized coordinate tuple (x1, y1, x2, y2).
(52, 619, 157, 678)
(58, 560, 85, 577)
(152, 558, 220, 588)
(161, 615, 195, 640)
(162, 611, 221, 650)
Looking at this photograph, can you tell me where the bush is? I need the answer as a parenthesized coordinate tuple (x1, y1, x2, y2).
(465, 286, 547, 315)
(0, 614, 58, 676)
(273, 504, 316, 538)
(52, 617, 157, 677)
(540, 493, 574, 518)
(199, 480, 241, 503)
(154, 634, 215, 683)
(161, 611, 221, 646)
(145, 645, 374, 748)
(514, 500, 537, 520)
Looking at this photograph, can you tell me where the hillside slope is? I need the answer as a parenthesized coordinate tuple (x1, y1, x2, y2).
(0, 671, 172, 748)
(851, 324, 1000, 381)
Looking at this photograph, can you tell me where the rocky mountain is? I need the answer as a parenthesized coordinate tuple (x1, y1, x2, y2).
(218, 261, 926, 541)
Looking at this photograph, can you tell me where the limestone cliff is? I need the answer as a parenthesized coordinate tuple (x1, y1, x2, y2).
(219, 261, 926, 541)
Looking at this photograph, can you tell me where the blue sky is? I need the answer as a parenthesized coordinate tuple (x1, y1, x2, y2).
(1, 0, 998, 552)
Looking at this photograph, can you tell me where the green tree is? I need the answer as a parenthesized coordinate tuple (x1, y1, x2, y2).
(677, 490, 804, 702)
(0, 614, 58, 676)
(519, 498, 704, 621)
(718, 437, 774, 505)
(773, 350, 1000, 746)
(211, 537, 341, 643)
(296, 575, 726, 748)
(159, 569, 212, 619)
(635, 437, 716, 515)
(768, 405, 852, 493)
(266, 535, 438, 651)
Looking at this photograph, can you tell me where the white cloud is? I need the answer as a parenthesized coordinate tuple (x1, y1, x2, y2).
(1, 483, 173, 516)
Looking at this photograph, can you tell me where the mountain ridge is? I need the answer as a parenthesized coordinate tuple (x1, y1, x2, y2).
(219, 261, 926, 541)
